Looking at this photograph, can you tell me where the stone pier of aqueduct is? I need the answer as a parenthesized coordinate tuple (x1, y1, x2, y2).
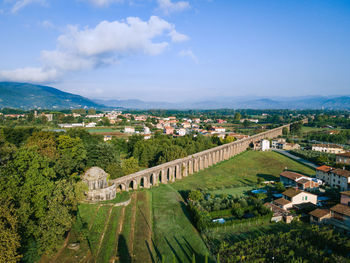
(111, 120, 307, 192)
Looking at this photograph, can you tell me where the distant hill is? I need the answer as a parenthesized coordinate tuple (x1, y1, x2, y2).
(96, 96, 350, 110)
(1, 82, 349, 110)
(0, 82, 105, 109)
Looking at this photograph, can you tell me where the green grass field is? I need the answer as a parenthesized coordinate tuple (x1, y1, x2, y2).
(51, 150, 315, 263)
(151, 184, 211, 263)
(172, 150, 315, 192)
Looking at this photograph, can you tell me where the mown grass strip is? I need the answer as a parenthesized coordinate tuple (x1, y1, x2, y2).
(96, 206, 123, 263)
(88, 206, 110, 257)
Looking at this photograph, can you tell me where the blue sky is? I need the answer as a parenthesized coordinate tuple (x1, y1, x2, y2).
(0, 0, 350, 102)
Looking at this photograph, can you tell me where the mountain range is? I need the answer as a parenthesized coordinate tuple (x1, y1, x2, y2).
(0, 82, 103, 110)
(1, 82, 350, 110)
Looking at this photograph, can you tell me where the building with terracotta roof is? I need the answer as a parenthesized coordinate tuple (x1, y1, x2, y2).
(316, 166, 350, 191)
(336, 152, 350, 165)
(309, 209, 331, 224)
(330, 204, 350, 225)
(282, 188, 317, 205)
(312, 143, 345, 154)
(340, 191, 350, 206)
(280, 171, 319, 191)
(273, 197, 293, 210)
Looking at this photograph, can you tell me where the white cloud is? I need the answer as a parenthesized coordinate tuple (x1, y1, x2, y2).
(11, 0, 46, 13)
(81, 0, 123, 7)
(0, 16, 188, 83)
(157, 0, 190, 15)
(169, 30, 189, 42)
(179, 49, 198, 63)
(0, 67, 60, 83)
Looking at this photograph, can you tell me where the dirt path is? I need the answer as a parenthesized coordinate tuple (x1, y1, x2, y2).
(129, 193, 138, 261)
(110, 206, 126, 263)
(95, 206, 113, 262)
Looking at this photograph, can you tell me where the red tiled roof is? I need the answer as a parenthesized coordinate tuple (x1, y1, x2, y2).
(316, 165, 333, 173)
(330, 204, 350, 217)
(331, 169, 350, 178)
(282, 188, 303, 198)
(309, 209, 330, 218)
(280, 171, 303, 181)
(274, 198, 291, 206)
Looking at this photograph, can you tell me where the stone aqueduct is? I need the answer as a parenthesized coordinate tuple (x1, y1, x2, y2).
(111, 120, 307, 192)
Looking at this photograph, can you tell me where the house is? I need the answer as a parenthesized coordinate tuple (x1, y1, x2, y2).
(164, 126, 174, 135)
(329, 169, 350, 191)
(217, 119, 227, 124)
(143, 126, 151, 134)
(316, 165, 333, 185)
(311, 144, 345, 154)
(177, 128, 187, 136)
(316, 167, 350, 191)
(104, 135, 112, 141)
(309, 209, 331, 224)
(329, 204, 350, 231)
(253, 139, 270, 151)
(273, 197, 293, 210)
(340, 191, 350, 206)
(212, 127, 226, 133)
(275, 188, 317, 207)
(282, 143, 300, 150)
(124, 126, 135, 133)
(182, 122, 191, 128)
(86, 122, 96, 128)
(271, 138, 286, 148)
(280, 171, 319, 191)
(336, 152, 350, 165)
(264, 202, 295, 223)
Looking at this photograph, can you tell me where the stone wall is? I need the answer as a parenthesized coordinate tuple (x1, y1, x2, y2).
(110, 121, 307, 192)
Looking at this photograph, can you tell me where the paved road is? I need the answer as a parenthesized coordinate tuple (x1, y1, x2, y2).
(272, 149, 318, 169)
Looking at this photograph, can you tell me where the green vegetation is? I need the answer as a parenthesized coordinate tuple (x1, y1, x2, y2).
(218, 222, 350, 262)
(0, 82, 101, 109)
(172, 151, 315, 192)
(151, 184, 211, 262)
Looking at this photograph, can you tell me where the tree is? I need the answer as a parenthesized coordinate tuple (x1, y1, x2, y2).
(26, 131, 57, 159)
(55, 135, 87, 178)
(234, 112, 241, 121)
(188, 190, 204, 202)
(157, 145, 187, 164)
(282, 127, 289, 136)
(87, 108, 96, 115)
(121, 157, 140, 175)
(0, 201, 21, 263)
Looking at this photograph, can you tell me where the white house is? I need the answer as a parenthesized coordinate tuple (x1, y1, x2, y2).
(124, 126, 135, 133)
(261, 139, 270, 151)
(177, 128, 187, 136)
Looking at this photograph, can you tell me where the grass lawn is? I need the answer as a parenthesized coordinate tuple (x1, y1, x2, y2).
(96, 206, 123, 263)
(151, 184, 211, 263)
(172, 150, 315, 192)
(88, 206, 111, 257)
(133, 191, 154, 263)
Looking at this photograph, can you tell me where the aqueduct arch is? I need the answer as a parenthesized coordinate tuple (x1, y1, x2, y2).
(110, 121, 305, 193)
